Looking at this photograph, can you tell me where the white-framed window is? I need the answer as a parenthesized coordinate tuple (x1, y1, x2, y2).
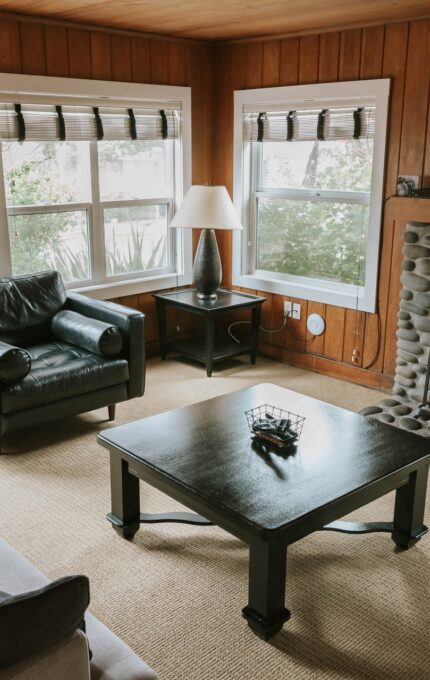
(0, 74, 192, 299)
(233, 79, 390, 312)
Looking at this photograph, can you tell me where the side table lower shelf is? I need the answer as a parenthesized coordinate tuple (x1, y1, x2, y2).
(166, 336, 252, 372)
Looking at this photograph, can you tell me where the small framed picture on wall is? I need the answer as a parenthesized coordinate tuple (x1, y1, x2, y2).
(396, 175, 420, 197)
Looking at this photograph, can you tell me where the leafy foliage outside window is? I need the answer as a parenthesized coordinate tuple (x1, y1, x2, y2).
(104, 204, 168, 276)
(1, 139, 172, 283)
(256, 139, 372, 286)
(9, 212, 89, 282)
(257, 198, 368, 285)
(3, 142, 90, 282)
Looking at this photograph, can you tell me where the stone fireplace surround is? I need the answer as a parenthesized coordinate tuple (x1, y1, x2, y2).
(360, 220, 430, 436)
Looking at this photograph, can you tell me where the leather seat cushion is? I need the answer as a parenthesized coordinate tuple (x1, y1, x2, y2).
(0, 341, 129, 415)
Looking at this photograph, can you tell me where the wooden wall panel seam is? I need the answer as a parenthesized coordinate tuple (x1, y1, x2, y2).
(398, 20, 430, 175)
(20, 22, 47, 76)
(45, 25, 69, 77)
(380, 218, 397, 375)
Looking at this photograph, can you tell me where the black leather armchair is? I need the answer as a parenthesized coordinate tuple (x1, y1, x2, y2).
(0, 271, 145, 452)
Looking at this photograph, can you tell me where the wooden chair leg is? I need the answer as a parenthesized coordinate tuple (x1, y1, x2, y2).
(108, 404, 116, 421)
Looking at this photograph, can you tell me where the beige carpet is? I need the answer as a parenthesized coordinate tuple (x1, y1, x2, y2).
(1, 356, 429, 680)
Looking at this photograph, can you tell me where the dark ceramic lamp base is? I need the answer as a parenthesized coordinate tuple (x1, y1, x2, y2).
(194, 228, 222, 300)
(198, 292, 218, 300)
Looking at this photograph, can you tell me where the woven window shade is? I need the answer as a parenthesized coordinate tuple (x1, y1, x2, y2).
(244, 106, 375, 142)
(0, 103, 180, 142)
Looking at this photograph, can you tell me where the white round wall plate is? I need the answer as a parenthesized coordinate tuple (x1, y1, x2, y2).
(307, 313, 325, 336)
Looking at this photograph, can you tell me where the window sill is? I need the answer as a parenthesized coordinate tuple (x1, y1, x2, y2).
(71, 272, 193, 300)
(233, 272, 375, 313)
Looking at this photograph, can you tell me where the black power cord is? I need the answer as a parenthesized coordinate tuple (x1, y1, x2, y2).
(228, 305, 381, 368)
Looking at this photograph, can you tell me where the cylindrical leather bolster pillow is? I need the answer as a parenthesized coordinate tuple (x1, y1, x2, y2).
(0, 341, 31, 385)
(51, 310, 123, 358)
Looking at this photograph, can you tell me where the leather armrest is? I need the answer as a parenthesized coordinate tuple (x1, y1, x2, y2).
(66, 293, 145, 398)
(0, 629, 90, 680)
(52, 311, 123, 358)
(0, 342, 31, 386)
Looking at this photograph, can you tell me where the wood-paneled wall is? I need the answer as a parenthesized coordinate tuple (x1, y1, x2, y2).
(212, 20, 430, 390)
(0, 15, 214, 355)
(1, 13, 429, 386)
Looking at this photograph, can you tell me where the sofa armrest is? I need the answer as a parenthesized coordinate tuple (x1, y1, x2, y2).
(0, 342, 31, 387)
(66, 293, 145, 399)
(0, 629, 90, 680)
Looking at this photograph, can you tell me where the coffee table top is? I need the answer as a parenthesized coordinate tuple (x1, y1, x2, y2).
(99, 383, 430, 536)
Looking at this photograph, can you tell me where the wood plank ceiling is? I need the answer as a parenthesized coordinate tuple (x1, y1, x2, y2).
(0, 0, 429, 39)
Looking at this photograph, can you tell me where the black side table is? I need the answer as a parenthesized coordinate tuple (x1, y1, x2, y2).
(153, 288, 266, 376)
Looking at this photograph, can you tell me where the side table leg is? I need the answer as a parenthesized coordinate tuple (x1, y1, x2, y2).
(205, 315, 215, 377)
(156, 299, 167, 360)
(107, 454, 140, 540)
(250, 305, 262, 365)
(242, 540, 290, 640)
(392, 466, 428, 549)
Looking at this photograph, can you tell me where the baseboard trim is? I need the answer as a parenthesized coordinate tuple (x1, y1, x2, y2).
(258, 341, 393, 391)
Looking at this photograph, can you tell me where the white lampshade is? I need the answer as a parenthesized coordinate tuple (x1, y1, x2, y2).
(170, 185, 243, 230)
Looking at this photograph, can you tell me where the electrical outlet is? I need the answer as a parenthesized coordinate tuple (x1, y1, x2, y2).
(283, 301, 292, 316)
(291, 303, 301, 320)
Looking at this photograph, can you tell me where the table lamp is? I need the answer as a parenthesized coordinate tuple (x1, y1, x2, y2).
(170, 185, 243, 300)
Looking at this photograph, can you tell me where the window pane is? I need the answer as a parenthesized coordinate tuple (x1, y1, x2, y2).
(104, 204, 168, 276)
(256, 197, 368, 285)
(98, 140, 170, 200)
(8, 210, 90, 283)
(261, 139, 373, 192)
(2, 141, 91, 206)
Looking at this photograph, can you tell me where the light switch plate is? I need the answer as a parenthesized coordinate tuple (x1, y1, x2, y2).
(291, 303, 301, 320)
(284, 301, 292, 316)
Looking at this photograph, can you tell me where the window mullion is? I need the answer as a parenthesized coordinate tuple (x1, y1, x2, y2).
(164, 138, 175, 273)
(89, 140, 105, 283)
(247, 143, 260, 274)
(255, 188, 370, 204)
(249, 192, 258, 274)
(99, 197, 171, 209)
(7, 202, 92, 215)
(253, 142, 263, 192)
(0, 145, 13, 276)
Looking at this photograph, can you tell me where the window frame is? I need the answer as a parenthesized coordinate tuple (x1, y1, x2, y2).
(0, 73, 193, 299)
(233, 79, 390, 312)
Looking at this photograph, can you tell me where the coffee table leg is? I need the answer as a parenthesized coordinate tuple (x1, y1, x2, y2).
(392, 467, 428, 549)
(242, 540, 290, 641)
(107, 454, 140, 540)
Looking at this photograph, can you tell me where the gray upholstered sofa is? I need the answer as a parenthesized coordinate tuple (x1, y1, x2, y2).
(0, 271, 145, 452)
(0, 538, 157, 680)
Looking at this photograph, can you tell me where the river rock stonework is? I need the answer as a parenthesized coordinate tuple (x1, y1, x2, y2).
(359, 221, 430, 437)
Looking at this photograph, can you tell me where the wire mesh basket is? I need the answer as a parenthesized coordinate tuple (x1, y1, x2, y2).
(245, 404, 305, 449)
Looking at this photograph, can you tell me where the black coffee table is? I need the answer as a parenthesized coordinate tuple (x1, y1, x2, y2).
(98, 383, 429, 640)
